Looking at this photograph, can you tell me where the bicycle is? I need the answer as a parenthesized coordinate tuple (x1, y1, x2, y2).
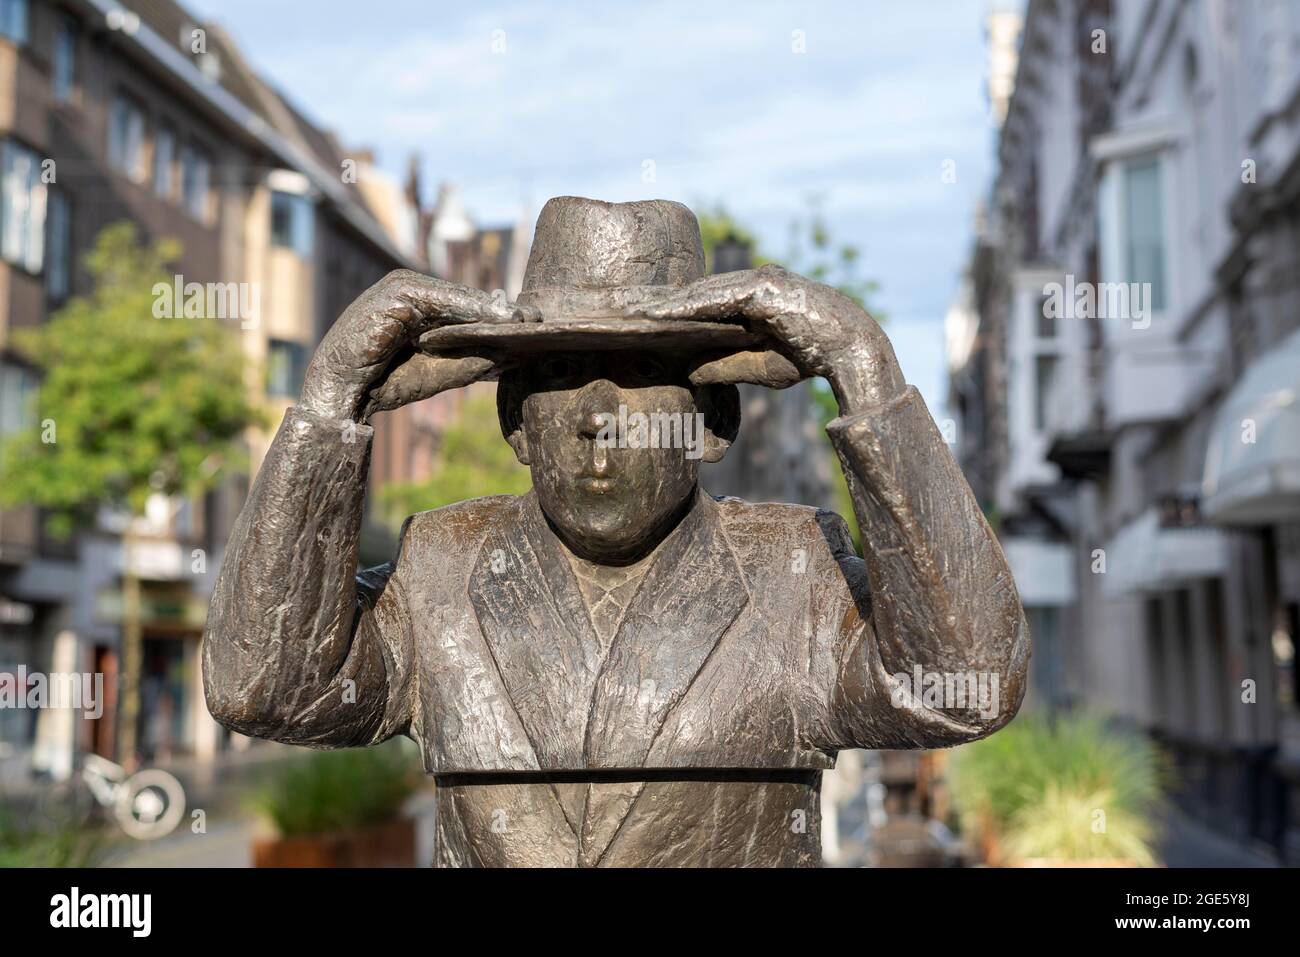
(39, 753, 186, 841)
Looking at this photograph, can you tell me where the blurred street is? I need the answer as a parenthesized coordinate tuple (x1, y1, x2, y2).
(2, 0, 1299, 869)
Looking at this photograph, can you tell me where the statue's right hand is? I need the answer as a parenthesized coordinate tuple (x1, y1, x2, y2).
(299, 270, 521, 421)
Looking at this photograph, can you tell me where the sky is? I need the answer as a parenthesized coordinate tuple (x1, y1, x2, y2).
(190, 0, 1003, 415)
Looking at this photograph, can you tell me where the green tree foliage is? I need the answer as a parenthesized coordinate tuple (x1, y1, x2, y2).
(782, 202, 881, 311)
(0, 222, 262, 531)
(696, 200, 882, 313)
(378, 392, 531, 526)
(694, 203, 769, 272)
(0, 222, 263, 763)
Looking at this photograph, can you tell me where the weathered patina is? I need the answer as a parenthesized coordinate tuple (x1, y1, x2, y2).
(202, 196, 1029, 867)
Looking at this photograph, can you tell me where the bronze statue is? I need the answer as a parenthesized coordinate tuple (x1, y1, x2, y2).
(202, 197, 1029, 867)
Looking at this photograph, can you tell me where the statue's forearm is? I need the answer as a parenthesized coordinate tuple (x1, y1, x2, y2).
(201, 406, 407, 747)
(825, 382, 1029, 730)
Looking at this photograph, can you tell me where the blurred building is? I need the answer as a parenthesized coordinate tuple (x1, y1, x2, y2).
(422, 180, 530, 299)
(984, 4, 1024, 127)
(0, 0, 433, 773)
(949, 0, 1300, 861)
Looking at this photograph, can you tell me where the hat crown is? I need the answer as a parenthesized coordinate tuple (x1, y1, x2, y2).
(521, 197, 705, 292)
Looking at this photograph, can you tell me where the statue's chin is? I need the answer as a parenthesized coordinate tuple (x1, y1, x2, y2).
(551, 515, 658, 565)
(540, 493, 692, 566)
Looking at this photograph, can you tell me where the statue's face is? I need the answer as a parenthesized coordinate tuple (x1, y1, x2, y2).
(513, 350, 708, 564)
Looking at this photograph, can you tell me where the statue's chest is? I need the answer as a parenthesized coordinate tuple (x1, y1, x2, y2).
(409, 598, 834, 774)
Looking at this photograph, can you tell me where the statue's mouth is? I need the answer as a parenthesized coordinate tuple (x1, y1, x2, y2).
(577, 476, 616, 494)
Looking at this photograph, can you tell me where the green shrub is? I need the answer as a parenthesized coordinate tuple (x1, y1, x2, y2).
(0, 802, 104, 867)
(248, 740, 423, 838)
(947, 712, 1164, 864)
(1004, 784, 1158, 866)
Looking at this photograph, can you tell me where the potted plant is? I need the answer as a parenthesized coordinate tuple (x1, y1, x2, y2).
(947, 712, 1164, 867)
(248, 740, 424, 867)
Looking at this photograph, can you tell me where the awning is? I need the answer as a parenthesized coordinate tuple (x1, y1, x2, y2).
(1102, 508, 1229, 597)
(1202, 327, 1300, 525)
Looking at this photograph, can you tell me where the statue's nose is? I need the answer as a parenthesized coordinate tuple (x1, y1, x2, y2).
(575, 378, 620, 437)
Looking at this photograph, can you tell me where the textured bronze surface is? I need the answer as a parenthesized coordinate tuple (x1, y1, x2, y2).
(418, 317, 764, 354)
(203, 196, 1030, 867)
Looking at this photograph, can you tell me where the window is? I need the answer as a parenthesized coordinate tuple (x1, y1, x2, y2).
(179, 143, 210, 220)
(45, 191, 69, 299)
(1282, 601, 1300, 719)
(154, 125, 175, 200)
(1027, 606, 1063, 710)
(52, 17, 76, 101)
(0, 359, 35, 439)
(0, 0, 27, 44)
(1033, 354, 1058, 432)
(266, 340, 307, 398)
(1206, 579, 1232, 737)
(270, 190, 314, 256)
(108, 94, 146, 182)
(1121, 156, 1167, 312)
(1036, 294, 1056, 339)
(1145, 598, 1168, 727)
(0, 139, 47, 273)
(0, 359, 34, 479)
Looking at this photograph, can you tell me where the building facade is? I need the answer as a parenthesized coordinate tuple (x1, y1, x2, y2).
(950, 0, 1300, 861)
(0, 0, 424, 775)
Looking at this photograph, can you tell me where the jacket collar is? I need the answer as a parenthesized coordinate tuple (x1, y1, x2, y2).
(468, 489, 749, 770)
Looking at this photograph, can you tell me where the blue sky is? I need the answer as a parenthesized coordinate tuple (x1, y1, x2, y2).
(192, 0, 1002, 414)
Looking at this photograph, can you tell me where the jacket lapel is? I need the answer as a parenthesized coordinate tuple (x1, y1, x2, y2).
(583, 491, 750, 768)
(469, 493, 601, 768)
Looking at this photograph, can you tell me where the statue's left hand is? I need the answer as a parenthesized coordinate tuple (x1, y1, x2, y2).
(633, 264, 905, 408)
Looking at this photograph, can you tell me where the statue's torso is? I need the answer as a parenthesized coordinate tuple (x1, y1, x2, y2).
(380, 491, 868, 867)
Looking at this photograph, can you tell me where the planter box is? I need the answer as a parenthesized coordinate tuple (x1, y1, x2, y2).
(253, 817, 417, 868)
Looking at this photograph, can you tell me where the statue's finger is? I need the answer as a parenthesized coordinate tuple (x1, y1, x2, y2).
(636, 270, 783, 322)
(360, 269, 500, 329)
(689, 350, 803, 389)
(635, 290, 744, 322)
(365, 353, 497, 415)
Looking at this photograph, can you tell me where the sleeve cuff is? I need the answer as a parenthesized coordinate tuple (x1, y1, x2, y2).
(824, 385, 923, 441)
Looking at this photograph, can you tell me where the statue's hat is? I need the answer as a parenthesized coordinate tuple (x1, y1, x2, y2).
(418, 196, 765, 357)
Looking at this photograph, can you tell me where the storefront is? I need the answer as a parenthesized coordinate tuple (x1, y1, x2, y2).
(94, 581, 221, 762)
(0, 594, 40, 782)
(1202, 326, 1300, 859)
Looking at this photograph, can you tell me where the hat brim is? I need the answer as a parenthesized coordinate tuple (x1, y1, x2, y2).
(417, 318, 766, 357)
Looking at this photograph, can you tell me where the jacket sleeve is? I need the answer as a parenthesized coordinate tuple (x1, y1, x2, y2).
(822, 385, 1030, 750)
(201, 406, 415, 748)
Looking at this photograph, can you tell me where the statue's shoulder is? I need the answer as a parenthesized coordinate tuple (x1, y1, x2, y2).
(709, 494, 857, 561)
(398, 494, 520, 554)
